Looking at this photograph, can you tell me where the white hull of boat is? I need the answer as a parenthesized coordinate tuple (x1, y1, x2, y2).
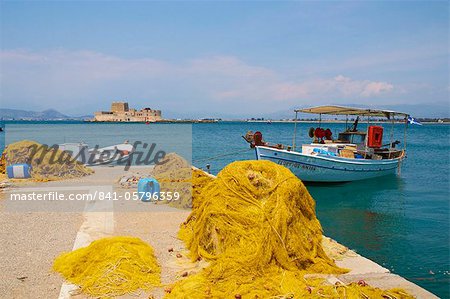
(255, 146, 403, 182)
(59, 143, 134, 166)
(86, 143, 134, 166)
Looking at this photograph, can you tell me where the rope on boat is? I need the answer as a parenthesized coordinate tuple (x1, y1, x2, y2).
(193, 148, 253, 163)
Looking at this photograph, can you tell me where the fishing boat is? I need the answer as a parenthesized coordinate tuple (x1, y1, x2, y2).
(58, 142, 134, 166)
(243, 105, 410, 182)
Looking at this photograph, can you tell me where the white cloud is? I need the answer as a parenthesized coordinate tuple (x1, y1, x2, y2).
(361, 81, 394, 97)
(0, 49, 396, 115)
(255, 75, 394, 101)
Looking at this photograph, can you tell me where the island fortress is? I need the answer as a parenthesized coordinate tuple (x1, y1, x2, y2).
(94, 102, 162, 122)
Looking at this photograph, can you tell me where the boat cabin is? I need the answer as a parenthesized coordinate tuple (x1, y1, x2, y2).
(294, 106, 407, 160)
(337, 131, 366, 144)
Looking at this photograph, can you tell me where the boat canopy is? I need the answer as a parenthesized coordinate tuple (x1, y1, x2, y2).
(295, 105, 409, 119)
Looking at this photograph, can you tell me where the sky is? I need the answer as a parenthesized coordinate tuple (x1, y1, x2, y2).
(0, 1, 449, 118)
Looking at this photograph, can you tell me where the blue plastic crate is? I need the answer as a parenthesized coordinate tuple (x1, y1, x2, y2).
(7, 164, 32, 179)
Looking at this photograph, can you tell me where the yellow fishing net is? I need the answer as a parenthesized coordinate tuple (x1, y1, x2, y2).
(166, 266, 412, 298)
(151, 153, 214, 209)
(179, 160, 340, 272)
(0, 151, 6, 174)
(190, 167, 215, 208)
(153, 167, 192, 209)
(166, 160, 414, 298)
(4, 140, 93, 181)
(154, 167, 215, 209)
(53, 236, 161, 298)
(154, 167, 213, 209)
(154, 152, 191, 174)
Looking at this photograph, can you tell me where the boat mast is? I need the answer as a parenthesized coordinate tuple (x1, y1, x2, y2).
(363, 115, 370, 158)
(398, 115, 409, 175)
(388, 115, 394, 159)
(292, 111, 298, 150)
(403, 115, 408, 151)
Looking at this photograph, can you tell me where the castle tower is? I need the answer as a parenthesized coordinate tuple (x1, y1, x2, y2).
(111, 102, 129, 112)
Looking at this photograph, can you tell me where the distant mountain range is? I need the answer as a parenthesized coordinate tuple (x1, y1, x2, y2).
(1, 102, 448, 121)
(0, 109, 92, 120)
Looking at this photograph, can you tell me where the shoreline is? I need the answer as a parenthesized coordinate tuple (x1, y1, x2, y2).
(1, 119, 449, 124)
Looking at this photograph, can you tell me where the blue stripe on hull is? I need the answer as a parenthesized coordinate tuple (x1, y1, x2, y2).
(256, 146, 401, 182)
(259, 154, 398, 172)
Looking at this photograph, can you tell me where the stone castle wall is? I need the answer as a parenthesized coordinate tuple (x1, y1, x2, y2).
(94, 102, 162, 122)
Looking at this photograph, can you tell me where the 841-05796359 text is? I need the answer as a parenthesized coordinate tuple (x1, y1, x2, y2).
(9, 191, 180, 201)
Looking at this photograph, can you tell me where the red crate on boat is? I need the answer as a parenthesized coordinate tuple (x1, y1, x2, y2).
(367, 126, 383, 148)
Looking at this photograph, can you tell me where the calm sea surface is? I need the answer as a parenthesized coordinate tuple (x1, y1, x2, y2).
(1, 121, 449, 298)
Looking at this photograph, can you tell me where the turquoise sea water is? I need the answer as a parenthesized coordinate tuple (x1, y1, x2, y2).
(1, 121, 449, 298)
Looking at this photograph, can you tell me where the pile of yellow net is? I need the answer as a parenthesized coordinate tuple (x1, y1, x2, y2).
(151, 153, 214, 209)
(4, 140, 93, 181)
(166, 160, 413, 298)
(53, 236, 161, 297)
(0, 151, 6, 175)
(153, 167, 192, 209)
(153, 152, 190, 174)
